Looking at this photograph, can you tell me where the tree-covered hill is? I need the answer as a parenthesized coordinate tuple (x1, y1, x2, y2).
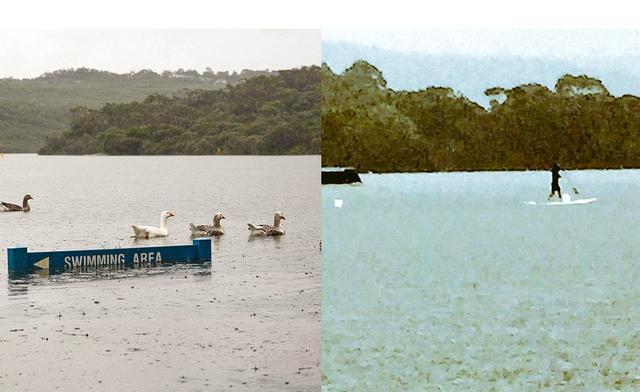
(322, 61, 640, 172)
(0, 67, 277, 153)
(39, 66, 320, 155)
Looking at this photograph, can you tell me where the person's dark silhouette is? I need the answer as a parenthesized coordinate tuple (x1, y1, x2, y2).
(548, 163, 562, 200)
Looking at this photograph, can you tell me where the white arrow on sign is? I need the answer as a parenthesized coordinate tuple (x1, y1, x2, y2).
(34, 257, 50, 269)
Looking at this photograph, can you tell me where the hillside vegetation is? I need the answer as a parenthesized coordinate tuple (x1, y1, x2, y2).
(39, 66, 320, 155)
(322, 61, 640, 172)
(0, 67, 278, 153)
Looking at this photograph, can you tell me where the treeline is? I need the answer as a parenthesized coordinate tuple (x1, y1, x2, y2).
(0, 67, 277, 153)
(322, 61, 640, 172)
(39, 66, 320, 155)
(32, 67, 272, 85)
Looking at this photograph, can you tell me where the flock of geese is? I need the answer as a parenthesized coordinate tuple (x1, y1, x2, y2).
(131, 210, 286, 239)
(2, 194, 286, 239)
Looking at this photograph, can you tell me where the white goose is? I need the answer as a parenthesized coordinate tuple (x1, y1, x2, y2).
(131, 211, 174, 238)
(247, 211, 286, 236)
(190, 213, 225, 236)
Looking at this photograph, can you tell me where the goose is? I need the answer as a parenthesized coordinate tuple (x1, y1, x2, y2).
(131, 211, 174, 238)
(2, 194, 33, 212)
(190, 213, 225, 236)
(247, 211, 286, 236)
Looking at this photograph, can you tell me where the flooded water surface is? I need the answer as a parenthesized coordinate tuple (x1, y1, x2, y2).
(322, 170, 640, 390)
(0, 154, 320, 391)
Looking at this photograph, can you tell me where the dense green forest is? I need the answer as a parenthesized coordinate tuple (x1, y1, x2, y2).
(322, 61, 640, 172)
(39, 66, 319, 155)
(0, 67, 278, 153)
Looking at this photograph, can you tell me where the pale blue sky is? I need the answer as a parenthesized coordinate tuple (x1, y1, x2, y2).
(322, 30, 640, 60)
(322, 29, 640, 107)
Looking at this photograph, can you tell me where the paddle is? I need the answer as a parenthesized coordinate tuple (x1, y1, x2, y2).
(561, 170, 580, 195)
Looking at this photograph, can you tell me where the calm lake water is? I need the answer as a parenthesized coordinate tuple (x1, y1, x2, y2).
(0, 154, 320, 391)
(322, 170, 640, 390)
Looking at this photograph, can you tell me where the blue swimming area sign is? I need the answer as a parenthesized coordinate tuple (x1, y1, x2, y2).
(8, 238, 211, 272)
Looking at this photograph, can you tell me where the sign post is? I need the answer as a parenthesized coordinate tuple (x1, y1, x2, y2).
(8, 238, 211, 272)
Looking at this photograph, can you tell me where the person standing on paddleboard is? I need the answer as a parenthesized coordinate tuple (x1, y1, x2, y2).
(548, 163, 562, 200)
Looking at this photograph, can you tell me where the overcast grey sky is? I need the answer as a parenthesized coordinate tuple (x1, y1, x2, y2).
(0, 30, 320, 79)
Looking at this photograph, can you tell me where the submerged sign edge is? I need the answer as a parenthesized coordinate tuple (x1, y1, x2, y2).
(7, 238, 212, 272)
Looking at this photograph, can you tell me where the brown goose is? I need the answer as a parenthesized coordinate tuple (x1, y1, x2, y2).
(247, 211, 286, 236)
(2, 194, 33, 212)
(190, 213, 225, 236)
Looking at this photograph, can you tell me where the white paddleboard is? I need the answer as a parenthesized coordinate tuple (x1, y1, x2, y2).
(527, 197, 597, 206)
